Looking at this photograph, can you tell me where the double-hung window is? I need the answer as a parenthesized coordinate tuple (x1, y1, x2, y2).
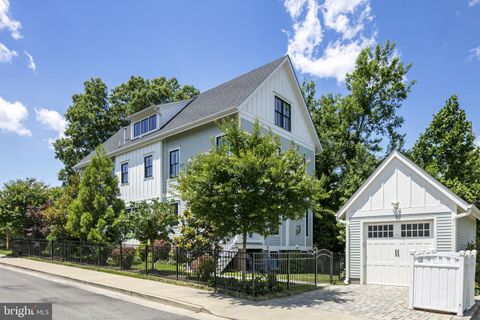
(144, 155, 153, 178)
(169, 149, 180, 178)
(121, 162, 128, 184)
(274, 96, 291, 131)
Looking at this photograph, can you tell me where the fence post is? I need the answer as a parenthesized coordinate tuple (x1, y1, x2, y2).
(173, 246, 177, 279)
(119, 241, 123, 270)
(213, 248, 217, 289)
(145, 245, 148, 274)
(28, 240, 31, 256)
(329, 251, 333, 284)
(97, 244, 100, 266)
(61, 241, 65, 261)
(252, 252, 256, 297)
(51, 240, 54, 261)
(287, 251, 290, 289)
(314, 250, 318, 287)
(79, 241, 83, 265)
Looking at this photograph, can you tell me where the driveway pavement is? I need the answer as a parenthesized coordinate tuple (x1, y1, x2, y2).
(259, 284, 476, 320)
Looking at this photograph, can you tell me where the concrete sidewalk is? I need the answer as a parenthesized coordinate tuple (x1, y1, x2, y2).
(0, 255, 361, 320)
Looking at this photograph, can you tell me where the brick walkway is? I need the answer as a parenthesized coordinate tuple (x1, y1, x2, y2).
(259, 284, 477, 320)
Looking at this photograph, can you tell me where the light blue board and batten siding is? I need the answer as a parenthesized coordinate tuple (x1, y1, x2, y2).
(348, 212, 453, 280)
(162, 122, 222, 201)
(115, 141, 162, 202)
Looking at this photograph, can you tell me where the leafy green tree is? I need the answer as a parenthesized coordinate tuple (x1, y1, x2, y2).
(66, 146, 125, 242)
(0, 178, 50, 246)
(44, 175, 80, 240)
(174, 209, 222, 252)
(409, 95, 480, 204)
(177, 119, 328, 278)
(54, 76, 199, 183)
(302, 41, 415, 249)
(53, 79, 117, 182)
(130, 200, 177, 271)
(110, 76, 199, 117)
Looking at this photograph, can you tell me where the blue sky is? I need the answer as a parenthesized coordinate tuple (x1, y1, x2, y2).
(0, 0, 479, 187)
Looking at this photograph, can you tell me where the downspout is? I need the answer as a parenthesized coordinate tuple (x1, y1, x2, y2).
(338, 218, 350, 284)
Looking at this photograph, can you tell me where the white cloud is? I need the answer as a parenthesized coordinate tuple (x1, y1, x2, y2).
(35, 108, 66, 148)
(284, 0, 376, 82)
(35, 108, 66, 137)
(469, 0, 480, 6)
(0, 96, 31, 136)
(469, 47, 480, 61)
(475, 137, 480, 147)
(0, 0, 22, 39)
(24, 50, 35, 71)
(0, 42, 16, 62)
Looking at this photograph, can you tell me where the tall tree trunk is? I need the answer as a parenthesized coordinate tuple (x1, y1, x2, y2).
(241, 232, 247, 284)
(5, 234, 9, 250)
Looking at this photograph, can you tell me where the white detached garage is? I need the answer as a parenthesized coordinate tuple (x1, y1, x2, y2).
(337, 150, 480, 286)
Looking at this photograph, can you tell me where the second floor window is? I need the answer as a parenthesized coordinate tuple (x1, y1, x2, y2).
(169, 149, 179, 178)
(121, 162, 128, 184)
(274, 96, 291, 131)
(133, 115, 157, 138)
(144, 155, 153, 178)
(216, 135, 224, 148)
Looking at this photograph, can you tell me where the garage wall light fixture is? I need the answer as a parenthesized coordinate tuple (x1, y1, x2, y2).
(391, 201, 400, 210)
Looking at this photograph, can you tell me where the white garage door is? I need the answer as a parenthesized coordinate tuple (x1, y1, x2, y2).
(366, 221, 434, 286)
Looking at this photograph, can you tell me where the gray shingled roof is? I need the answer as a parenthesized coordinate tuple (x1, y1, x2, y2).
(74, 56, 287, 169)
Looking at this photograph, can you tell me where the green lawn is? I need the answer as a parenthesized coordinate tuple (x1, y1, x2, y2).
(0, 249, 12, 255)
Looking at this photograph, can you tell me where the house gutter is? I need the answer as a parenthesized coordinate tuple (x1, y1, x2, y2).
(337, 219, 349, 284)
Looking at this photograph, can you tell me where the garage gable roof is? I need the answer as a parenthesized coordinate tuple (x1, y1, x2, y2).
(336, 150, 478, 220)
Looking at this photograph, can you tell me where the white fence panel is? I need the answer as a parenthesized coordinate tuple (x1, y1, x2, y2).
(409, 249, 476, 316)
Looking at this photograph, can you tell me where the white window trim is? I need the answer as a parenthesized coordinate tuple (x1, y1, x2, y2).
(131, 114, 160, 140)
(167, 146, 181, 180)
(120, 160, 129, 185)
(143, 152, 154, 180)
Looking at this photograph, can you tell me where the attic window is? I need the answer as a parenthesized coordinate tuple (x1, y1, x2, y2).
(274, 96, 291, 131)
(133, 115, 157, 138)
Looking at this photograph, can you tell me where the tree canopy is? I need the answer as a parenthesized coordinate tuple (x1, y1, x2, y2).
(176, 119, 328, 254)
(66, 146, 125, 242)
(408, 95, 480, 204)
(302, 41, 415, 250)
(0, 178, 51, 244)
(54, 76, 199, 182)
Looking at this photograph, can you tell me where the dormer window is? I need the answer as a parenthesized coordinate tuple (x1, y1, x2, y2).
(133, 115, 157, 138)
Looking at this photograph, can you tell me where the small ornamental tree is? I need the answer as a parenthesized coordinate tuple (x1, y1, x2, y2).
(66, 146, 125, 243)
(176, 119, 328, 279)
(174, 209, 222, 253)
(131, 200, 177, 271)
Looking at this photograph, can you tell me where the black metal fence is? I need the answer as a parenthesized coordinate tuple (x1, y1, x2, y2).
(11, 238, 344, 296)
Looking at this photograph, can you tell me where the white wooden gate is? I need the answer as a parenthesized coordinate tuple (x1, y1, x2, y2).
(409, 249, 476, 316)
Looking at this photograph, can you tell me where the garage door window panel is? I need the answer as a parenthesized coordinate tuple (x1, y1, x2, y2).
(401, 222, 430, 238)
(368, 224, 394, 238)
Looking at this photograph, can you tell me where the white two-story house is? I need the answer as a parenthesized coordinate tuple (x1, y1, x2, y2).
(74, 56, 322, 253)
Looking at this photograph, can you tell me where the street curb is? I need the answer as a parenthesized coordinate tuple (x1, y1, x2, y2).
(0, 258, 213, 315)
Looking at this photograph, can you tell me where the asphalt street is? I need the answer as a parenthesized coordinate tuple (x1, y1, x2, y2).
(0, 266, 197, 320)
